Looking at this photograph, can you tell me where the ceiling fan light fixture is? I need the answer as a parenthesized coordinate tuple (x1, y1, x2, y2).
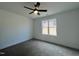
(34, 10, 38, 15)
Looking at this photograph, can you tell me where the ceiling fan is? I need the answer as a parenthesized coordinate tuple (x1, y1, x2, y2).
(24, 2, 47, 15)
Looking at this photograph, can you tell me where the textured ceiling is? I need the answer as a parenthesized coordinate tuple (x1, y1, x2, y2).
(0, 2, 79, 19)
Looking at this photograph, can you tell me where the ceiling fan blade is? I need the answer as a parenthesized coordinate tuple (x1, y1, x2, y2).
(24, 6, 34, 10)
(29, 11, 34, 14)
(38, 10, 47, 12)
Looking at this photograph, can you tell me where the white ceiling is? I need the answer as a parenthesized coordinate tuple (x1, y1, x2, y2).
(0, 2, 79, 19)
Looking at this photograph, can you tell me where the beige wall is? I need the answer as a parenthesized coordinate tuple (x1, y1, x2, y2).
(34, 9, 79, 49)
(0, 9, 33, 49)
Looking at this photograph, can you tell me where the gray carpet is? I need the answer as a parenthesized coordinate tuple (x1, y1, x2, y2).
(0, 39, 79, 56)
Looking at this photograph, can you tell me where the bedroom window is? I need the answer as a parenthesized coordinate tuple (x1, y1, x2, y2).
(42, 20, 48, 35)
(42, 19, 57, 36)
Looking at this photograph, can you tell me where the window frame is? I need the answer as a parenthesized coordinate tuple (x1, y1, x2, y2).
(42, 19, 57, 36)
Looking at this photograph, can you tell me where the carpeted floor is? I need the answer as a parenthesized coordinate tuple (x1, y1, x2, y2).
(0, 39, 79, 56)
